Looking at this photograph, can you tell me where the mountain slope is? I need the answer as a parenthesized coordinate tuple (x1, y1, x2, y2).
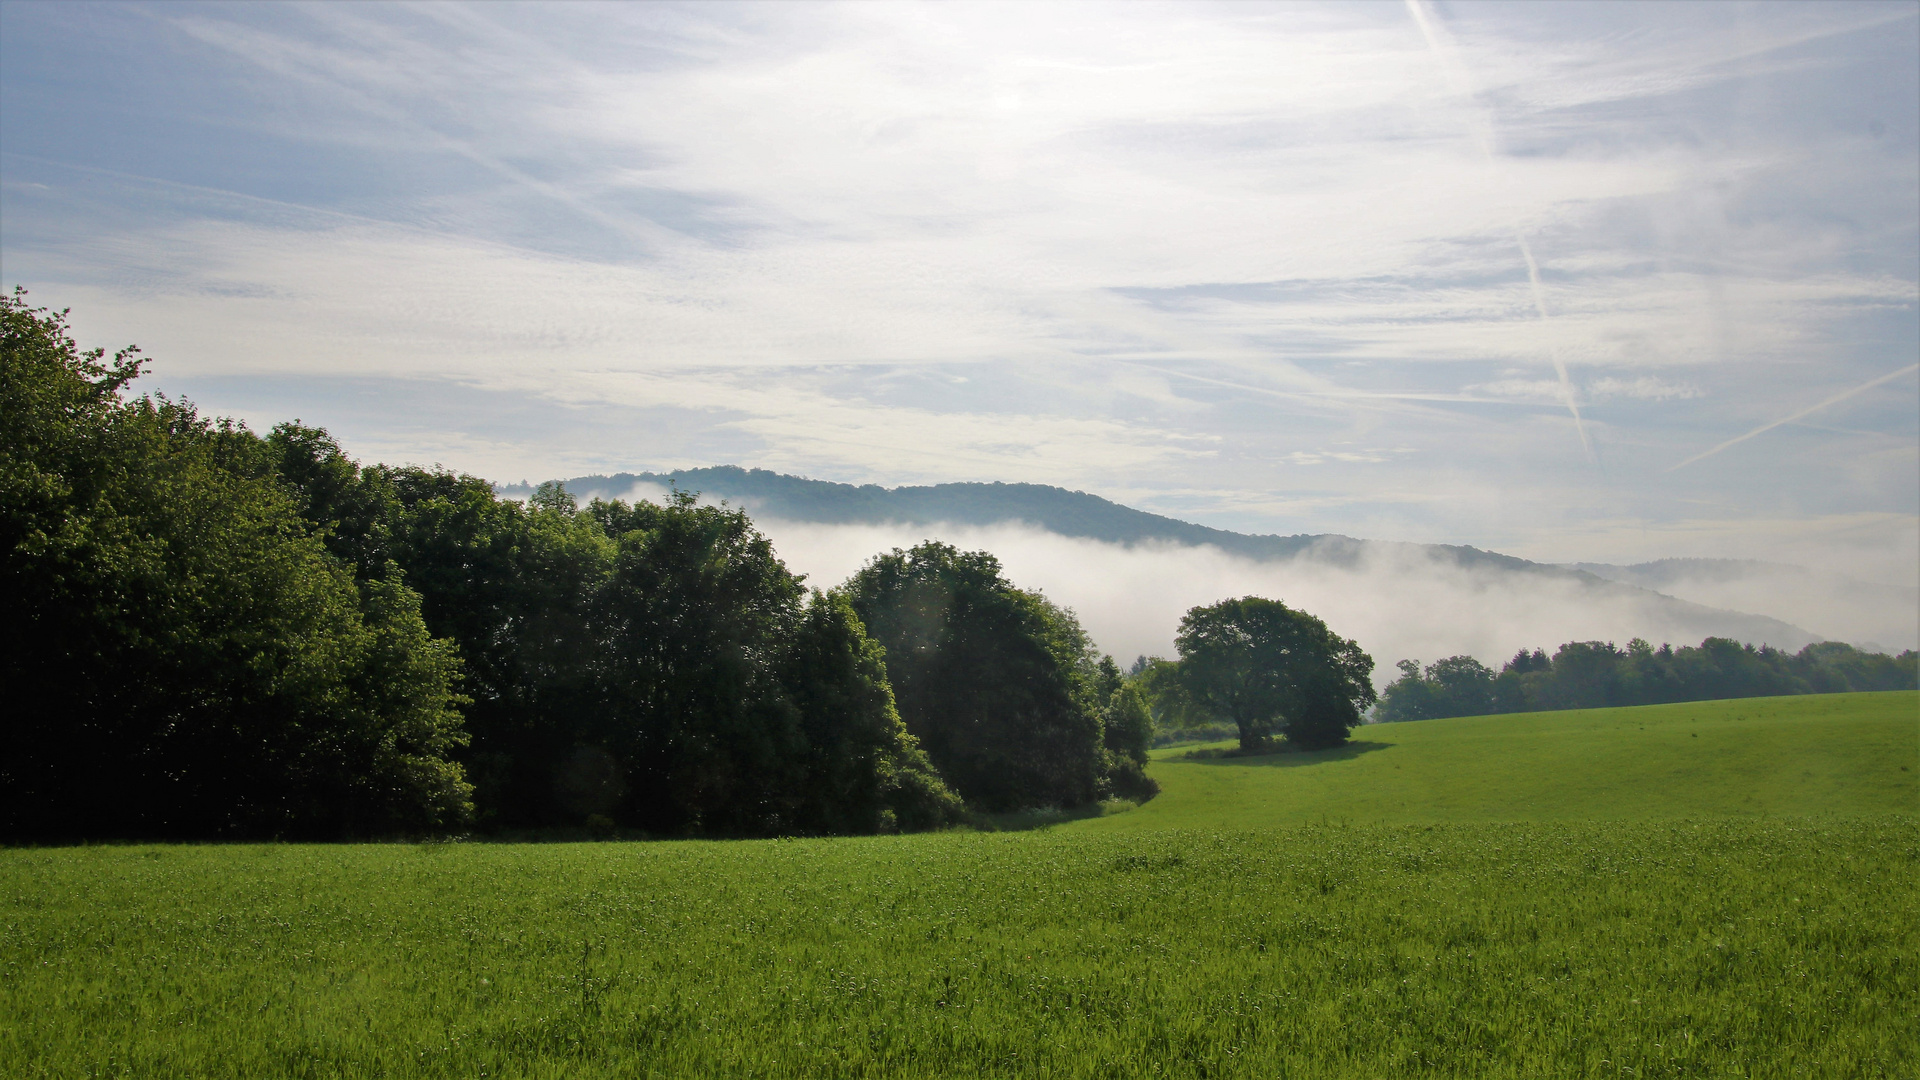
(1571, 559, 1918, 652)
(500, 467, 1822, 650)
(515, 467, 1544, 572)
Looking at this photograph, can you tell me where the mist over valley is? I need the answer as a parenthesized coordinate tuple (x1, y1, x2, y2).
(503, 468, 1899, 678)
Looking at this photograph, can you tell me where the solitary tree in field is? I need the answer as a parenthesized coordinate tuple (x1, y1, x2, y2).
(1175, 597, 1375, 752)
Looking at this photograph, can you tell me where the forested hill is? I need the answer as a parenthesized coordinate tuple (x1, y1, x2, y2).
(499, 468, 1822, 649)
(499, 467, 1541, 573)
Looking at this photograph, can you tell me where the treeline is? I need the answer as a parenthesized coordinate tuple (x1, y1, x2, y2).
(1375, 637, 1919, 723)
(4, 294, 1174, 840)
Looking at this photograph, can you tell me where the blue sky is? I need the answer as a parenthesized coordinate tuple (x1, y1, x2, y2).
(3, 0, 1916, 583)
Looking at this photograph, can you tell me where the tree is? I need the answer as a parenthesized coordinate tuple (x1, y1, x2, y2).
(779, 590, 966, 833)
(1101, 678, 1158, 799)
(1129, 656, 1210, 739)
(1376, 659, 1440, 723)
(261, 432, 967, 837)
(1174, 597, 1375, 752)
(847, 541, 1106, 811)
(1377, 655, 1496, 722)
(1, 291, 472, 839)
(1388, 635, 1914, 721)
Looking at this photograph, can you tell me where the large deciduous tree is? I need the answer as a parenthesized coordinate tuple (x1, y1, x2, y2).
(847, 542, 1108, 811)
(260, 431, 965, 836)
(1175, 597, 1375, 752)
(1, 291, 473, 840)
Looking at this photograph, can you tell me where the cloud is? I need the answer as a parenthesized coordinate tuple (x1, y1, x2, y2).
(1585, 376, 1702, 402)
(2, 0, 1914, 576)
(1470, 374, 1702, 403)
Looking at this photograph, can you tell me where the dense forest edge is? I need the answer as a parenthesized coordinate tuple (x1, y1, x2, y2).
(1370, 640, 1919, 724)
(5, 292, 1914, 841)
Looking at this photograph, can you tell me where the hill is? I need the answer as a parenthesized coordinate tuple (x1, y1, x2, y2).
(1572, 557, 1919, 652)
(7, 693, 1914, 1077)
(1076, 690, 1918, 832)
(501, 467, 1823, 650)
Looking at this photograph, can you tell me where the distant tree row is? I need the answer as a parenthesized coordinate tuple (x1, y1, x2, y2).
(5, 293, 1178, 840)
(1373, 637, 1919, 723)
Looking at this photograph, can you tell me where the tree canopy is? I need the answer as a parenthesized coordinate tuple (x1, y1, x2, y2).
(1174, 597, 1376, 752)
(2, 291, 977, 840)
(845, 541, 1149, 811)
(2, 292, 472, 840)
(261, 430, 967, 837)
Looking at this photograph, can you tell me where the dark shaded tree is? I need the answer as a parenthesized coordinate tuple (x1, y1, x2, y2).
(846, 542, 1107, 811)
(261, 447, 966, 836)
(1376, 635, 1917, 721)
(1, 291, 471, 840)
(1175, 597, 1376, 752)
(780, 590, 967, 832)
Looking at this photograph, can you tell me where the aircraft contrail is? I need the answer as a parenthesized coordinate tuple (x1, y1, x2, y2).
(1666, 363, 1920, 473)
(1405, 0, 1593, 461)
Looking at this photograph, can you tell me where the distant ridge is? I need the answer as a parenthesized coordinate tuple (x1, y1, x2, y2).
(499, 466, 1822, 650)
(503, 466, 1546, 573)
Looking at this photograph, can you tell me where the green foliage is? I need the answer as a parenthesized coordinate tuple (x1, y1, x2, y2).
(1376, 655, 1498, 723)
(1175, 597, 1376, 752)
(0, 292, 472, 839)
(847, 542, 1107, 811)
(1100, 674, 1158, 800)
(1378, 635, 1920, 722)
(1127, 656, 1224, 743)
(783, 590, 968, 833)
(253, 429, 963, 837)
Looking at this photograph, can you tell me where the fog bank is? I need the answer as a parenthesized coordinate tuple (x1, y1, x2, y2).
(750, 519, 1826, 688)
(1570, 561, 1918, 654)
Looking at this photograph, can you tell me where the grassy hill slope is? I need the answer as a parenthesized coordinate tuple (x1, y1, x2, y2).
(1079, 691, 1918, 832)
(6, 693, 1915, 1077)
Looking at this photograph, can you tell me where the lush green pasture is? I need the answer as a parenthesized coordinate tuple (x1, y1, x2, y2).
(6, 692, 1916, 1078)
(1090, 692, 1919, 832)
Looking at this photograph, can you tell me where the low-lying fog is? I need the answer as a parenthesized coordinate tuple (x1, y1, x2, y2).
(750, 519, 1902, 688)
(587, 483, 1915, 680)
(1569, 561, 1919, 658)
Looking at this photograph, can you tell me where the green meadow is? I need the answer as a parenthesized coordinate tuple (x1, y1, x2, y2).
(1096, 690, 1920, 831)
(6, 693, 1917, 1078)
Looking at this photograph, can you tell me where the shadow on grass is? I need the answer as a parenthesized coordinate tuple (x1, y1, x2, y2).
(975, 798, 1143, 832)
(1174, 741, 1390, 768)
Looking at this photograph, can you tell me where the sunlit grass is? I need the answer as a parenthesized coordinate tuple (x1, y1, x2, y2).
(6, 691, 1915, 1078)
(1088, 691, 1919, 832)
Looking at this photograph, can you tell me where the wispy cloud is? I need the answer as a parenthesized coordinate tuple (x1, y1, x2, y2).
(1, 0, 1913, 573)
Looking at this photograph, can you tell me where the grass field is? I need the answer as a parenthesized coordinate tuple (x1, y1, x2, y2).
(1087, 691, 1920, 831)
(5, 692, 1916, 1078)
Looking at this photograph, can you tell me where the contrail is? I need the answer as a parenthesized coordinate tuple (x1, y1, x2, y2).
(1405, 0, 1593, 461)
(1666, 363, 1920, 473)
(1516, 236, 1592, 460)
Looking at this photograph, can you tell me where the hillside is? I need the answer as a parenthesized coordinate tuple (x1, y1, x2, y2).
(501, 467, 1823, 650)
(8, 693, 1913, 1077)
(1076, 691, 1919, 832)
(1572, 558, 1920, 652)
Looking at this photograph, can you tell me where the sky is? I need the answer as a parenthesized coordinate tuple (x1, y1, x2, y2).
(3, 0, 1917, 589)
